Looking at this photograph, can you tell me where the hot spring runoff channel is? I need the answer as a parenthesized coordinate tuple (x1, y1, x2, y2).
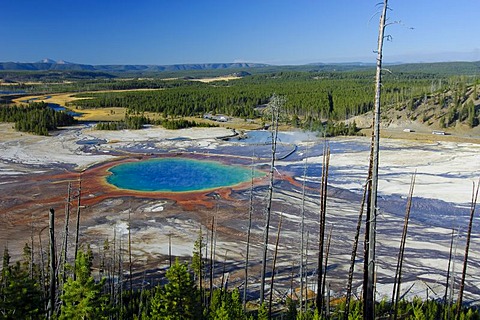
(106, 158, 264, 192)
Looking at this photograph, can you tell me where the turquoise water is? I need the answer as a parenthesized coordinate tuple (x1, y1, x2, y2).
(106, 158, 264, 192)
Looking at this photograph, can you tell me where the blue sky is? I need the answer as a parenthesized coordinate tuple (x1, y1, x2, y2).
(1, 0, 479, 65)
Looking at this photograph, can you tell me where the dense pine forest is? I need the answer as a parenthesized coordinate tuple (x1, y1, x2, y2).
(67, 71, 439, 121)
(1, 63, 479, 135)
(0, 102, 76, 135)
(66, 70, 478, 134)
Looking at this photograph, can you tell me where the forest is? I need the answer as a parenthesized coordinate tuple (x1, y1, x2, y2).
(63, 70, 479, 136)
(67, 71, 435, 122)
(1, 60, 479, 137)
(96, 115, 218, 130)
(0, 102, 76, 135)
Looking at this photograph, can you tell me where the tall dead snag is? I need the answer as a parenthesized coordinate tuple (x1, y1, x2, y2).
(38, 226, 48, 305)
(365, 1, 388, 319)
(169, 234, 172, 267)
(299, 145, 309, 313)
(128, 208, 133, 294)
(443, 228, 456, 320)
(391, 172, 416, 320)
(322, 225, 333, 319)
(47, 208, 56, 320)
(112, 228, 117, 307)
(118, 233, 124, 317)
(243, 153, 255, 311)
(455, 179, 479, 319)
(209, 216, 215, 307)
(60, 182, 71, 286)
(305, 230, 310, 304)
(316, 144, 330, 314)
(73, 175, 82, 279)
(193, 228, 204, 309)
(363, 129, 375, 317)
(221, 249, 229, 296)
(269, 213, 283, 318)
(344, 182, 368, 320)
(260, 94, 283, 304)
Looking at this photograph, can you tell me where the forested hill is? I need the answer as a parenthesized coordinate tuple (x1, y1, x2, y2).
(2, 60, 480, 76)
(0, 61, 269, 72)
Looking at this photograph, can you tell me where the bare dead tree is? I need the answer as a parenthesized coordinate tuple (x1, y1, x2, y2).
(455, 179, 479, 319)
(194, 227, 204, 310)
(38, 226, 48, 307)
(30, 212, 35, 279)
(299, 145, 309, 313)
(221, 249, 229, 300)
(305, 230, 310, 309)
(60, 182, 71, 286)
(47, 208, 56, 320)
(316, 144, 330, 313)
(365, 1, 389, 319)
(73, 175, 82, 279)
(128, 207, 133, 295)
(391, 172, 416, 320)
(209, 216, 215, 306)
(169, 233, 172, 267)
(290, 259, 295, 302)
(137, 268, 147, 319)
(213, 217, 218, 289)
(112, 227, 117, 308)
(344, 181, 368, 320)
(363, 129, 375, 317)
(443, 228, 456, 320)
(269, 213, 283, 318)
(204, 226, 209, 307)
(322, 225, 333, 319)
(260, 94, 283, 304)
(118, 232, 124, 317)
(243, 152, 255, 311)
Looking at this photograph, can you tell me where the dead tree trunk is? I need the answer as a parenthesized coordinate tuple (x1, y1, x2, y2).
(443, 228, 456, 320)
(47, 208, 56, 320)
(344, 182, 368, 320)
(391, 173, 416, 320)
(128, 208, 133, 295)
(260, 94, 282, 304)
(61, 183, 71, 286)
(305, 230, 310, 311)
(316, 144, 330, 313)
(112, 228, 117, 310)
(38, 226, 48, 308)
(322, 225, 333, 319)
(73, 175, 82, 280)
(243, 154, 255, 310)
(365, 1, 388, 319)
(455, 180, 479, 319)
(269, 213, 283, 318)
(300, 145, 309, 312)
(209, 216, 215, 307)
(169, 233, 172, 267)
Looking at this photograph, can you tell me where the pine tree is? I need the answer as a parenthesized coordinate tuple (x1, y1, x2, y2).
(0, 246, 43, 319)
(257, 302, 268, 320)
(149, 259, 201, 320)
(208, 288, 245, 320)
(59, 248, 109, 320)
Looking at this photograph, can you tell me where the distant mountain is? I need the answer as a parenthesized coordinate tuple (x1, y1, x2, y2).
(37, 58, 57, 64)
(0, 61, 270, 72)
(2, 60, 480, 77)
